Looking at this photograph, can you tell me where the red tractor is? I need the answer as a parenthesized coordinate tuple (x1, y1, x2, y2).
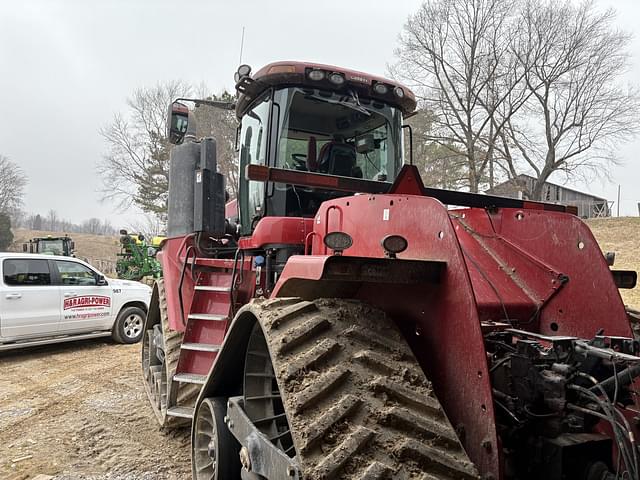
(142, 61, 640, 480)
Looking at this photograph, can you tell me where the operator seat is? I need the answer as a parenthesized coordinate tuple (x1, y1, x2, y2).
(317, 142, 362, 178)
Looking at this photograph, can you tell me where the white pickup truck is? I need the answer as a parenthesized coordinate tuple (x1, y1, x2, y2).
(0, 252, 152, 352)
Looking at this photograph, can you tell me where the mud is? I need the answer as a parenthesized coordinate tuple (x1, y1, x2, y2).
(0, 339, 190, 480)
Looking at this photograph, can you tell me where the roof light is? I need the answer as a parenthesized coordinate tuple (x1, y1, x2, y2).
(373, 83, 389, 95)
(381, 235, 408, 258)
(324, 231, 353, 254)
(394, 86, 404, 98)
(328, 72, 345, 85)
(308, 69, 325, 81)
(267, 64, 296, 74)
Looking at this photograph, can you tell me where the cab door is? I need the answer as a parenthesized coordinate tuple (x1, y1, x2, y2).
(0, 258, 61, 339)
(54, 259, 113, 333)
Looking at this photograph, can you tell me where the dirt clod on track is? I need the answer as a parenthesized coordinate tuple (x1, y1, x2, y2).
(0, 340, 190, 480)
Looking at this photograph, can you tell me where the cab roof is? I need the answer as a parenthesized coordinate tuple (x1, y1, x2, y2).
(235, 60, 417, 118)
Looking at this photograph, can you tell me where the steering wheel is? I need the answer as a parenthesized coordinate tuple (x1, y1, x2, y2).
(291, 153, 308, 170)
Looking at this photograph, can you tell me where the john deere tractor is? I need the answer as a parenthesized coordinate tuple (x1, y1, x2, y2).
(116, 230, 163, 281)
(23, 235, 75, 256)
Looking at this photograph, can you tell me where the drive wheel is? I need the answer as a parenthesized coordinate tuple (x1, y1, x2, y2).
(112, 306, 145, 344)
(193, 397, 241, 480)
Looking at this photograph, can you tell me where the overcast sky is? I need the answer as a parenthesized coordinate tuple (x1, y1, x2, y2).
(0, 0, 638, 227)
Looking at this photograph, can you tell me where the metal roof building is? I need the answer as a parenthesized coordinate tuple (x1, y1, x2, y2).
(485, 175, 611, 219)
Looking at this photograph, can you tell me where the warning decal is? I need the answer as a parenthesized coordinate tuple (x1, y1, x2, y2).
(63, 295, 111, 310)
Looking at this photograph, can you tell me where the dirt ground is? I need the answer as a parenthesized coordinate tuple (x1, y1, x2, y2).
(0, 339, 191, 480)
(587, 217, 640, 309)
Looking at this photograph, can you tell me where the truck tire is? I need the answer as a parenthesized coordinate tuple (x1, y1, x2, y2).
(112, 306, 146, 344)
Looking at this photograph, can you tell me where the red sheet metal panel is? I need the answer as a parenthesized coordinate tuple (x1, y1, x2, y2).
(276, 194, 501, 478)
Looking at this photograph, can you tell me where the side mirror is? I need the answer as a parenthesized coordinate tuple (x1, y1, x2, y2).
(119, 229, 128, 235)
(22, 243, 28, 252)
(167, 101, 190, 145)
(69, 241, 75, 251)
(97, 275, 108, 286)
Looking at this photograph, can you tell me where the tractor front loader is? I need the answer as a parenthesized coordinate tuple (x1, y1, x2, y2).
(141, 61, 640, 480)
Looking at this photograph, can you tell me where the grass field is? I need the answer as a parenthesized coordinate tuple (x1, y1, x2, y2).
(10, 229, 120, 275)
(587, 217, 640, 309)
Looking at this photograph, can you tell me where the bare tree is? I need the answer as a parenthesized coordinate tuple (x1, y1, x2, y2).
(193, 90, 240, 198)
(46, 209, 59, 231)
(394, 0, 529, 192)
(126, 212, 167, 239)
(499, 0, 640, 199)
(406, 108, 468, 189)
(100, 83, 240, 222)
(0, 155, 27, 216)
(99, 81, 192, 220)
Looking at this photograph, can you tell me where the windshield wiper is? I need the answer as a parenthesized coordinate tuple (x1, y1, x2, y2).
(305, 90, 371, 117)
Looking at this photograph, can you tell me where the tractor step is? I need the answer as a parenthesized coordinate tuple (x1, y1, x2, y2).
(181, 342, 220, 352)
(173, 373, 207, 385)
(187, 313, 228, 322)
(166, 406, 195, 419)
(194, 285, 232, 293)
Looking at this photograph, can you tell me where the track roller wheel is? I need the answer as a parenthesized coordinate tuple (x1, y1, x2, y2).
(193, 398, 241, 480)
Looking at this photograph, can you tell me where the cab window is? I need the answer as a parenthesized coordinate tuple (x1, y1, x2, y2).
(3, 259, 51, 286)
(238, 93, 272, 232)
(56, 261, 98, 286)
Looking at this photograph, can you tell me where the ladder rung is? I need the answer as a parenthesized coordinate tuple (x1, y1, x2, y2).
(188, 313, 228, 322)
(181, 342, 220, 353)
(173, 373, 207, 385)
(195, 285, 231, 293)
(166, 406, 194, 419)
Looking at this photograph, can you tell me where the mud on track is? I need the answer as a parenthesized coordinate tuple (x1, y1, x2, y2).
(0, 340, 190, 480)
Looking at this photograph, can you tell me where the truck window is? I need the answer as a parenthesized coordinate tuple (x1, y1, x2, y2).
(3, 259, 51, 286)
(56, 261, 98, 286)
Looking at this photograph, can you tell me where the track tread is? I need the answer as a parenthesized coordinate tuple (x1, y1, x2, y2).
(277, 316, 332, 354)
(142, 279, 198, 428)
(313, 425, 375, 479)
(357, 462, 393, 480)
(255, 298, 480, 480)
(285, 338, 341, 380)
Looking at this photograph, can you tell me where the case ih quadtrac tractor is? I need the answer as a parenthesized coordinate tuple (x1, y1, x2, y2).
(142, 61, 640, 480)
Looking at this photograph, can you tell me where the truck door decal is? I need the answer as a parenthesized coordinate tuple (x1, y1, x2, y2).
(63, 295, 111, 320)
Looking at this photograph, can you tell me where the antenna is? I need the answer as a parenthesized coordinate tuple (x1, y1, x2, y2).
(239, 26, 246, 65)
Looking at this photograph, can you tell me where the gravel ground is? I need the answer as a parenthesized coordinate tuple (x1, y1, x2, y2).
(0, 339, 191, 480)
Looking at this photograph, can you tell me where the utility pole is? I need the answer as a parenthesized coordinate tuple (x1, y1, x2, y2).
(617, 185, 621, 217)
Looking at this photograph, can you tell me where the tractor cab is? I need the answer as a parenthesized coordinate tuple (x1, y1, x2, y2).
(167, 62, 416, 236)
(23, 235, 75, 256)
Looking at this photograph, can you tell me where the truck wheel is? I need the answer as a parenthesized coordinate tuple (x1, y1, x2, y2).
(193, 397, 241, 480)
(112, 306, 146, 344)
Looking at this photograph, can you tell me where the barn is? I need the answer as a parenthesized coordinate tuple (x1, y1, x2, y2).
(486, 174, 611, 219)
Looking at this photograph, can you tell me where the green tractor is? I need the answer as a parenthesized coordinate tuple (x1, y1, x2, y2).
(115, 229, 164, 281)
(23, 235, 75, 256)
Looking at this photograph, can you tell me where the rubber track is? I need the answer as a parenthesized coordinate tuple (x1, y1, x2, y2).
(253, 298, 480, 480)
(143, 279, 199, 428)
